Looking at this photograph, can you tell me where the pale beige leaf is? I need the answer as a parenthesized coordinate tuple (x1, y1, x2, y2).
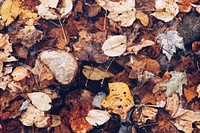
(20, 104, 50, 128)
(82, 65, 114, 80)
(102, 35, 127, 57)
(196, 84, 200, 98)
(127, 40, 155, 55)
(96, 0, 136, 27)
(86, 109, 111, 126)
(166, 93, 200, 133)
(37, 0, 73, 19)
(139, 107, 158, 123)
(28, 92, 52, 111)
(39, 0, 59, 8)
(151, 0, 179, 22)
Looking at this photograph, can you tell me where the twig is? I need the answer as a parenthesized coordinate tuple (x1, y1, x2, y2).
(58, 17, 67, 42)
(49, 20, 60, 27)
(101, 58, 115, 85)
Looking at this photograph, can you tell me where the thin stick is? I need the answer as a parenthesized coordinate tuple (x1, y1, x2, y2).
(58, 17, 67, 42)
(101, 58, 115, 85)
(49, 20, 60, 27)
(104, 9, 108, 30)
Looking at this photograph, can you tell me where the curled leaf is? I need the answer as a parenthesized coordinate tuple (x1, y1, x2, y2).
(102, 35, 127, 57)
(82, 65, 114, 80)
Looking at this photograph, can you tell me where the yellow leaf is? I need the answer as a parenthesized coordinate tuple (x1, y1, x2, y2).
(82, 65, 114, 80)
(1, 0, 20, 26)
(101, 82, 134, 119)
(136, 11, 149, 26)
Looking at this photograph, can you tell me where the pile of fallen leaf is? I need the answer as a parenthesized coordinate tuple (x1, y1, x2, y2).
(0, 0, 200, 132)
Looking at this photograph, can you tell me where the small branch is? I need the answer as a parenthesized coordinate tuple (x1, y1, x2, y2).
(58, 17, 67, 42)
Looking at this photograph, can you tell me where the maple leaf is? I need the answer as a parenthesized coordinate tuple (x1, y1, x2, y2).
(153, 71, 187, 97)
(156, 30, 185, 61)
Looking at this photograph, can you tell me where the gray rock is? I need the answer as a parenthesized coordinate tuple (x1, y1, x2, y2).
(178, 12, 200, 45)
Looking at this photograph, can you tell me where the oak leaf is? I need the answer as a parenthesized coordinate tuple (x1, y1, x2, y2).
(153, 71, 187, 97)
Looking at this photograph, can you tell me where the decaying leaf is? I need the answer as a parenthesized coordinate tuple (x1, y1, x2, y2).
(28, 92, 52, 111)
(69, 102, 93, 133)
(31, 59, 54, 83)
(127, 55, 160, 79)
(0, 34, 17, 76)
(73, 30, 109, 63)
(126, 39, 155, 55)
(153, 71, 187, 97)
(151, 0, 179, 22)
(101, 82, 134, 119)
(166, 93, 200, 133)
(96, 0, 136, 27)
(10, 25, 43, 48)
(86, 109, 111, 126)
(20, 104, 50, 128)
(11, 66, 30, 81)
(102, 35, 127, 57)
(178, 0, 198, 13)
(139, 107, 158, 123)
(39, 50, 78, 85)
(156, 30, 185, 61)
(136, 11, 149, 26)
(51, 115, 61, 127)
(37, 0, 73, 19)
(82, 65, 114, 80)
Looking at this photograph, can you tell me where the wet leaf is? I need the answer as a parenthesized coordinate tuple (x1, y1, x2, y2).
(86, 109, 111, 126)
(82, 65, 114, 81)
(102, 35, 127, 57)
(101, 82, 134, 119)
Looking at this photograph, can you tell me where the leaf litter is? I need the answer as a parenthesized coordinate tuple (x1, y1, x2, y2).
(0, 0, 200, 132)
